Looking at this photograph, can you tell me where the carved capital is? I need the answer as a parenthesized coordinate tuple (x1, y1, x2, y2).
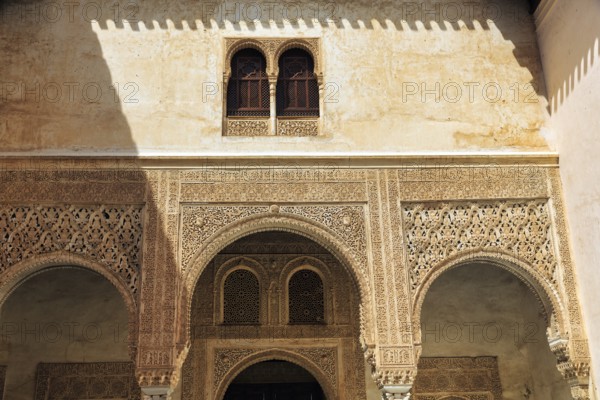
(549, 337, 591, 400)
(268, 75, 277, 92)
(381, 384, 413, 400)
(137, 367, 176, 388)
(374, 368, 415, 387)
(365, 344, 416, 400)
(569, 380, 591, 400)
(141, 386, 172, 400)
(563, 363, 591, 400)
(371, 367, 415, 400)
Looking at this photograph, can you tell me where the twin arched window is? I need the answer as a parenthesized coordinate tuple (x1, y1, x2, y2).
(227, 48, 319, 117)
(222, 268, 324, 325)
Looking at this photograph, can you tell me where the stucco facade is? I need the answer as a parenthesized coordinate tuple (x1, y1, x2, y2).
(0, 0, 597, 399)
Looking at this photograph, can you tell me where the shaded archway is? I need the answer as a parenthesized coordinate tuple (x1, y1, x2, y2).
(0, 265, 134, 399)
(415, 262, 572, 399)
(181, 230, 367, 400)
(412, 252, 566, 344)
(0, 251, 138, 358)
(182, 212, 374, 347)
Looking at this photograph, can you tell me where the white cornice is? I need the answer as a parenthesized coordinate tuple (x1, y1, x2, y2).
(0, 152, 560, 168)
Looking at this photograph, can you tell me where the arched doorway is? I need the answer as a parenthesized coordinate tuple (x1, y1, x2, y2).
(0, 266, 136, 400)
(224, 360, 325, 400)
(415, 262, 571, 399)
(182, 231, 366, 400)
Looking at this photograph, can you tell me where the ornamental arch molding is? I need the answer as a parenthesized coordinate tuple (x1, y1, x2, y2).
(182, 212, 374, 346)
(224, 37, 321, 77)
(0, 251, 138, 359)
(214, 349, 336, 400)
(272, 39, 322, 76)
(412, 251, 565, 346)
(224, 39, 270, 78)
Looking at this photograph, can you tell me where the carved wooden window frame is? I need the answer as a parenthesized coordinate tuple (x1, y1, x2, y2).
(223, 38, 323, 137)
(227, 48, 270, 117)
(276, 48, 320, 117)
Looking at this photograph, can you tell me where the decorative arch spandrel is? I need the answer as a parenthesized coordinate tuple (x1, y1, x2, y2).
(180, 205, 375, 349)
(213, 348, 337, 400)
(401, 198, 591, 399)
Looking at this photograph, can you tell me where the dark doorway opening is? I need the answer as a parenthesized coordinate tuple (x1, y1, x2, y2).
(224, 360, 325, 400)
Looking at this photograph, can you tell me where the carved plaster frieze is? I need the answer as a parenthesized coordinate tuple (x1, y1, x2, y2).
(277, 119, 319, 136)
(0, 167, 146, 204)
(226, 119, 270, 136)
(179, 168, 366, 184)
(180, 182, 367, 203)
(34, 362, 140, 400)
(402, 200, 556, 292)
(395, 166, 548, 201)
(0, 205, 142, 295)
(413, 356, 502, 400)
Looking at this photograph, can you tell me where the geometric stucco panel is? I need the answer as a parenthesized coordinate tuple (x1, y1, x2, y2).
(0, 205, 143, 296)
(180, 204, 368, 279)
(402, 199, 555, 292)
(413, 356, 502, 400)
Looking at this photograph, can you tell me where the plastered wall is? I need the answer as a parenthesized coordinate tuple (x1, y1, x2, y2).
(534, 0, 600, 396)
(421, 263, 572, 399)
(0, 0, 550, 155)
(0, 268, 130, 399)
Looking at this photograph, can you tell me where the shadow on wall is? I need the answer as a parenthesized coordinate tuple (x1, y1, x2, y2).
(0, 0, 178, 394)
(420, 263, 572, 399)
(0, 0, 549, 137)
(0, 0, 133, 152)
(535, 0, 600, 114)
(0, 268, 131, 400)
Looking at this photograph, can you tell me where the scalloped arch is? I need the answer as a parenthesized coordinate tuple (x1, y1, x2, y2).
(0, 251, 138, 359)
(412, 250, 567, 344)
(224, 40, 270, 78)
(273, 39, 321, 76)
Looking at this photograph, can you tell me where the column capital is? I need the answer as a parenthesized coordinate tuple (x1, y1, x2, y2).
(381, 384, 413, 400)
(549, 336, 591, 400)
(141, 386, 172, 400)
